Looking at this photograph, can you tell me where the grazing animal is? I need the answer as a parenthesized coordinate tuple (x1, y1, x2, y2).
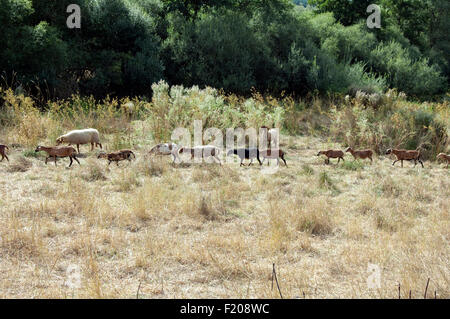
(437, 153, 450, 168)
(179, 145, 222, 165)
(260, 149, 287, 166)
(0, 144, 9, 162)
(260, 126, 279, 149)
(227, 148, 262, 166)
(345, 147, 373, 162)
(317, 150, 345, 164)
(385, 148, 424, 168)
(35, 145, 80, 167)
(148, 143, 181, 163)
(56, 128, 102, 153)
(98, 149, 136, 166)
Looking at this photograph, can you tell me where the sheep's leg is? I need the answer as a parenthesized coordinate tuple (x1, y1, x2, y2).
(249, 159, 253, 166)
(68, 157, 73, 168)
(77, 144, 80, 154)
(45, 156, 49, 165)
(257, 156, 262, 166)
(108, 160, 111, 166)
(392, 160, 398, 166)
(5, 154, 8, 162)
(91, 143, 94, 151)
(418, 159, 424, 168)
(276, 158, 280, 166)
(240, 158, 244, 166)
(401, 160, 403, 168)
(73, 156, 80, 165)
(337, 157, 340, 164)
(282, 155, 287, 167)
(261, 157, 266, 165)
(116, 161, 119, 167)
(215, 156, 222, 166)
(54, 156, 57, 166)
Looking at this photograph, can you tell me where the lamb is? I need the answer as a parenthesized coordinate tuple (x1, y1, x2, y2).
(227, 148, 262, 166)
(345, 147, 373, 162)
(260, 149, 287, 166)
(385, 148, 424, 168)
(179, 145, 222, 165)
(98, 149, 136, 166)
(437, 153, 450, 168)
(0, 144, 9, 162)
(56, 128, 102, 153)
(148, 143, 181, 163)
(35, 145, 80, 167)
(317, 150, 345, 164)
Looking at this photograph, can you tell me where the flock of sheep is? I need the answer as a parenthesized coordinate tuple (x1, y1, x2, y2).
(0, 128, 449, 169)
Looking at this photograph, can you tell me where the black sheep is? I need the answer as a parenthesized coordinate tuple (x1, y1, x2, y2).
(226, 148, 262, 166)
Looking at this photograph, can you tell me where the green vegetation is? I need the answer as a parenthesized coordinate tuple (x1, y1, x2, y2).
(0, 0, 448, 99)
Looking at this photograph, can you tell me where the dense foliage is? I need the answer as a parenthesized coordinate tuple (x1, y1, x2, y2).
(0, 0, 448, 99)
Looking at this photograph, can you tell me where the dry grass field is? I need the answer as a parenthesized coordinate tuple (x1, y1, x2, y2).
(0, 126, 449, 298)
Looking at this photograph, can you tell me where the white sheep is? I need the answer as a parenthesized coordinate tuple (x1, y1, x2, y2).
(56, 128, 102, 153)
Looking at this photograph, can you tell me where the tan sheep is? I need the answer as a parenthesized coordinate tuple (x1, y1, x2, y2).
(385, 148, 423, 168)
(317, 150, 345, 164)
(345, 147, 373, 162)
(437, 153, 450, 168)
(35, 145, 80, 167)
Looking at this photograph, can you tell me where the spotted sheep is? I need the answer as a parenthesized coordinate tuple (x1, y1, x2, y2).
(148, 143, 181, 163)
(179, 145, 222, 165)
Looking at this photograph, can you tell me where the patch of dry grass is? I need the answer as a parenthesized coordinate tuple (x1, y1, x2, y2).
(1, 132, 448, 299)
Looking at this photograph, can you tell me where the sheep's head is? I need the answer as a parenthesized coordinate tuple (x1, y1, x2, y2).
(226, 150, 235, 156)
(345, 147, 352, 153)
(385, 149, 392, 155)
(437, 153, 446, 160)
(178, 147, 185, 154)
(317, 151, 323, 156)
(56, 136, 64, 145)
(97, 153, 107, 159)
(35, 146, 42, 152)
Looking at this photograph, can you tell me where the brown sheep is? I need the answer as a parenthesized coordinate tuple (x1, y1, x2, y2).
(317, 150, 345, 164)
(437, 153, 450, 168)
(385, 148, 423, 168)
(260, 149, 287, 166)
(345, 147, 373, 162)
(0, 144, 9, 162)
(98, 149, 136, 166)
(35, 145, 80, 167)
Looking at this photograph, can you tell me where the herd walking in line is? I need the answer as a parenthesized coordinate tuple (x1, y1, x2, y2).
(0, 127, 449, 169)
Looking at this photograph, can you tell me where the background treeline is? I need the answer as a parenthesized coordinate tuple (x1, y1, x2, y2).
(1, 0, 448, 100)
